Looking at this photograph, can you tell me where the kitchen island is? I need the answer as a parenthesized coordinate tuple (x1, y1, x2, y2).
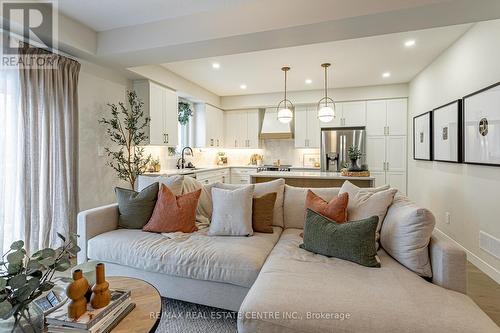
(250, 171, 375, 188)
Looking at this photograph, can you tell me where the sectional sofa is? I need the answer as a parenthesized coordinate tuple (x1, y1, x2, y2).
(77, 179, 499, 332)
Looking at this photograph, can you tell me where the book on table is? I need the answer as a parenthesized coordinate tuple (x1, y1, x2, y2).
(46, 289, 133, 332)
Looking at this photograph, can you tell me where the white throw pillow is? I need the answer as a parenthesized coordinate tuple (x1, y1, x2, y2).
(214, 178, 285, 227)
(380, 194, 435, 277)
(209, 185, 254, 236)
(137, 175, 184, 195)
(340, 181, 396, 247)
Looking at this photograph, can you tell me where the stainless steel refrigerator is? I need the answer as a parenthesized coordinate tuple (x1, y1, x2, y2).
(321, 127, 366, 172)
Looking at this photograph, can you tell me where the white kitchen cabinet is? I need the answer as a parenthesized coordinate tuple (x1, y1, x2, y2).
(366, 135, 407, 194)
(133, 80, 178, 146)
(386, 172, 406, 194)
(224, 109, 260, 148)
(196, 168, 230, 185)
(319, 101, 366, 128)
(294, 105, 320, 148)
(366, 99, 407, 136)
(386, 136, 406, 172)
(230, 168, 254, 184)
(366, 136, 386, 172)
(194, 104, 225, 148)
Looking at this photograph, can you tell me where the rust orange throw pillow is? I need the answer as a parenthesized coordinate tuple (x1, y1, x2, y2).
(143, 184, 201, 233)
(305, 190, 349, 223)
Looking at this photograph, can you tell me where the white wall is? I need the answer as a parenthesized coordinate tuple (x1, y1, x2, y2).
(408, 20, 500, 281)
(78, 62, 130, 211)
(221, 84, 408, 109)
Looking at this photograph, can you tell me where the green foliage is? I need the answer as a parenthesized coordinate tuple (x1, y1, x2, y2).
(178, 101, 193, 125)
(347, 145, 363, 160)
(0, 234, 79, 324)
(99, 91, 152, 189)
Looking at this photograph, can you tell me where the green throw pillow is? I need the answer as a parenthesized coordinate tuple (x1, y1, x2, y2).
(115, 183, 159, 229)
(299, 209, 380, 268)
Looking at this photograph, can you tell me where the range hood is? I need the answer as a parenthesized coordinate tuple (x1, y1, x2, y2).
(259, 108, 294, 140)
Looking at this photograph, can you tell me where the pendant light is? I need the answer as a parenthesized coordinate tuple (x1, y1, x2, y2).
(277, 66, 293, 124)
(317, 63, 335, 122)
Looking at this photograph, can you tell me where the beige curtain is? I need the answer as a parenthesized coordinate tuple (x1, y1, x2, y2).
(17, 44, 81, 252)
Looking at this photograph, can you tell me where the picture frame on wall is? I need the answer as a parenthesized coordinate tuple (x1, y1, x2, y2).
(463, 82, 500, 166)
(413, 111, 432, 161)
(432, 100, 462, 163)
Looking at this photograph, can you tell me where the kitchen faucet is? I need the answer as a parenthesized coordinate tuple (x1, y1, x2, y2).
(177, 146, 194, 169)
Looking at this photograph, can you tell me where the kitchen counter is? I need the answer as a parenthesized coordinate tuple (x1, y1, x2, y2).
(142, 165, 258, 177)
(250, 171, 375, 188)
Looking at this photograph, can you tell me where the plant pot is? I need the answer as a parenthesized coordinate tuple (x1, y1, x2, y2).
(349, 158, 362, 171)
(0, 303, 44, 333)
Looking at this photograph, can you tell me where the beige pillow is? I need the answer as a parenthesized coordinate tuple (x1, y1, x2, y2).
(208, 185, 254, 236)
(340, 181, 396, 247)
(137, 175, 184, 195)
(215, 179, 285, 227)
(380, 194, 435, 277)
(283, 185, 340, 229)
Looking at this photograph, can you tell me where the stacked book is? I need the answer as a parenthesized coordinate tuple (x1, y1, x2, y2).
(46, 290, 135, 333)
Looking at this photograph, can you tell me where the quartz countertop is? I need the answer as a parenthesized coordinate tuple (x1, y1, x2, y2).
(142, 165, 258, 177)
(250, 171, 375, 180)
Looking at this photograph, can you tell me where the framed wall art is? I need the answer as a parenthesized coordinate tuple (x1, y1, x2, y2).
(463, 82, 500, 166)
(432, 100, 462, 163)
(413, 111, 432, 161)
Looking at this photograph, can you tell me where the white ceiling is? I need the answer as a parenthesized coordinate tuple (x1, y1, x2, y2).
(58, 0, 254, 31)
(162, 24, 471, 96)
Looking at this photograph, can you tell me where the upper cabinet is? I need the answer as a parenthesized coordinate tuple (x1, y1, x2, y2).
(319, 101, 366, 128)
(294, 105, 320, 148)
(194, 104, 225, 148)
(133, 80, 179, 146)
(224, 109, 260, 148)
(366, 98, 407, 136)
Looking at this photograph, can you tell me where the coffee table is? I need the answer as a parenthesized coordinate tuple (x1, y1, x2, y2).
(107, 276, 162, 333)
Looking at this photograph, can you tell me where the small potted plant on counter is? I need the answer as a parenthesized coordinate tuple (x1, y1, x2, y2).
(347, 145, 363, 171)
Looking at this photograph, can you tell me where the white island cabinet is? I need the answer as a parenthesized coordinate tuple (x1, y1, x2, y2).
(133, 80, 178, 146)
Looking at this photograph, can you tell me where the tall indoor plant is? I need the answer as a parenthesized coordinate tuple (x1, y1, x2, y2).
(99, 91, 151, 189)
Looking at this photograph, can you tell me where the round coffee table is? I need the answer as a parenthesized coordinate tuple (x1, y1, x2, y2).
(107, 276, 162, 333)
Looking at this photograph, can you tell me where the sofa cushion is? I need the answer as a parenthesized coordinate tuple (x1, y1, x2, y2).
(306, 190, 348, 223)
(209, 186, 254, 236)
(381, 194, 435, 277)
(300, 209, 380, 267)
(87, 227, 282, 288)
(115, 183, 158, 229)
(238, 228, 499, 333)
(143, 185, 201, 233)
(137, 175, 184, 195)
(283, 185, 340, 229)
(339, 180, 390, 212)
(252, 192, 277, 233)
(216, 179, 285, 227)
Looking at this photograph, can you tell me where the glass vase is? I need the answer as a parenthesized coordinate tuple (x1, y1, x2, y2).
(0, 303, 44, 333)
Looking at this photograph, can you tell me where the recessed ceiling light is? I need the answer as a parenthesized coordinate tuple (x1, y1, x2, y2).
(212, 62, 220, 69)
(305, 79, 312, 84)
(404, 40, 416, 48)
(382, 72, 391, 78)
(240, 84, 247, 90)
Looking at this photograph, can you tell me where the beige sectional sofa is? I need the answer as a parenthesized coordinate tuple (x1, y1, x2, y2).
(77, 181, 499, 332)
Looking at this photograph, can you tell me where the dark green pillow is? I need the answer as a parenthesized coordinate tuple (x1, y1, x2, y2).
(299, 209, 380, 268)
(115, 183, 159, 229)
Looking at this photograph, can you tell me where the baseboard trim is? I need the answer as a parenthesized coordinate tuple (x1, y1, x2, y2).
(434, 228, 500, 284)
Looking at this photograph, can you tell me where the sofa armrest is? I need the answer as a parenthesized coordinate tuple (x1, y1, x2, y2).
(77, 204, 119, 264)
(429, 232, 467, 294)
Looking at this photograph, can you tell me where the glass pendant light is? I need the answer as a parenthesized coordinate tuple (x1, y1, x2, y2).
(277, 66, 293, 124)
(317, 63, 335, 122)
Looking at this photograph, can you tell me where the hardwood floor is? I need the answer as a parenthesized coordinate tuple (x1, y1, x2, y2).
(467, 262, 500, 326)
